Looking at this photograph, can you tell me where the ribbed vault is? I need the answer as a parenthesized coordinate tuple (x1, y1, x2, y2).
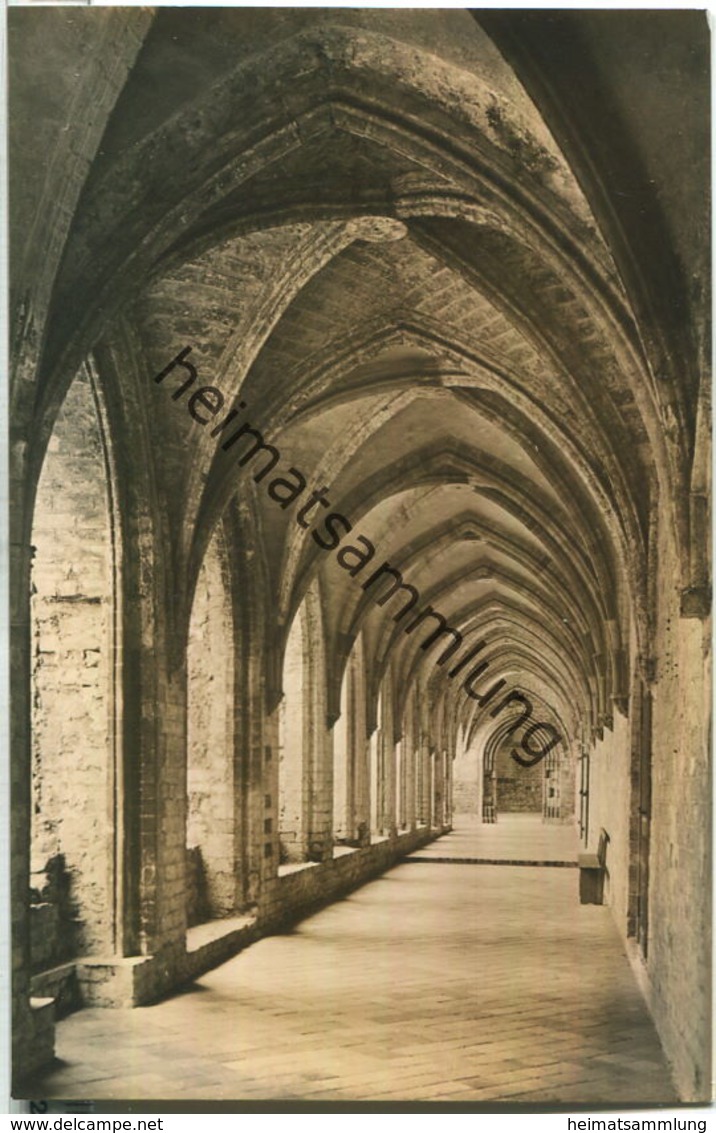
(10, 7, 710, 1100)
(14, 6, 700, 781)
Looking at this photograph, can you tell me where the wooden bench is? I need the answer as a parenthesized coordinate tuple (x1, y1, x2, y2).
(578, 828, 609, 904)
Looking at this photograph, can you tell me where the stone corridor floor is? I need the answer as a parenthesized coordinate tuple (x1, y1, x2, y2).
(29, 817, 678, 1106)
(412, 812, 579, 864)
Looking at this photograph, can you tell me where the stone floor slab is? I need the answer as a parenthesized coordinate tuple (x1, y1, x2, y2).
(28, 821, 677, 1105)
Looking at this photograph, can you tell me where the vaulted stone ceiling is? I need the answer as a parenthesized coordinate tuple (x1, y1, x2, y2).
(10, 7, 708, 761)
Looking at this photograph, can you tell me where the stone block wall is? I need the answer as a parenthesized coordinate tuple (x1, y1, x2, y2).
(332, 683, 350, 838)
(8, 10, 709, 1106)
(583, 521, 712, 1102)
(187, 529, 236, 917)
(29, 855, 77, 972)
(185, 847, 210, 929)
(452, 736, 481, 818)
(453, 778, 480, 816)
(585, 709, 632, 925)
(261, 825, 441, 928)
(278, 610, 306, 862)
(30, 369, 113, 960)
(495, 743, 542, 812)
(638, 529, 711, 1102)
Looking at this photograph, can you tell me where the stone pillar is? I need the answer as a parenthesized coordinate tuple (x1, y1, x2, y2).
(262, 704, 281, 881)
(234, 550, 273, 910)
(332, 690, 350, 843)
(348, 646, 370, 846)
(445, 749, 453, 827)
(379, 680, 397, 836)
(368, 725, 379, 836)
(11, 525, 55, 1083)
(278, 613, 306, 862)
(396, 739, 405, 832)
(420, 742, 432, 826)
(304, 592, 333, 862)
(433, 748, 446, 827)
(403, 695, 417, 832)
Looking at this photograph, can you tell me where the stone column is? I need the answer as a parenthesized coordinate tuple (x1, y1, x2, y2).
(348, 648, 370, 846)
